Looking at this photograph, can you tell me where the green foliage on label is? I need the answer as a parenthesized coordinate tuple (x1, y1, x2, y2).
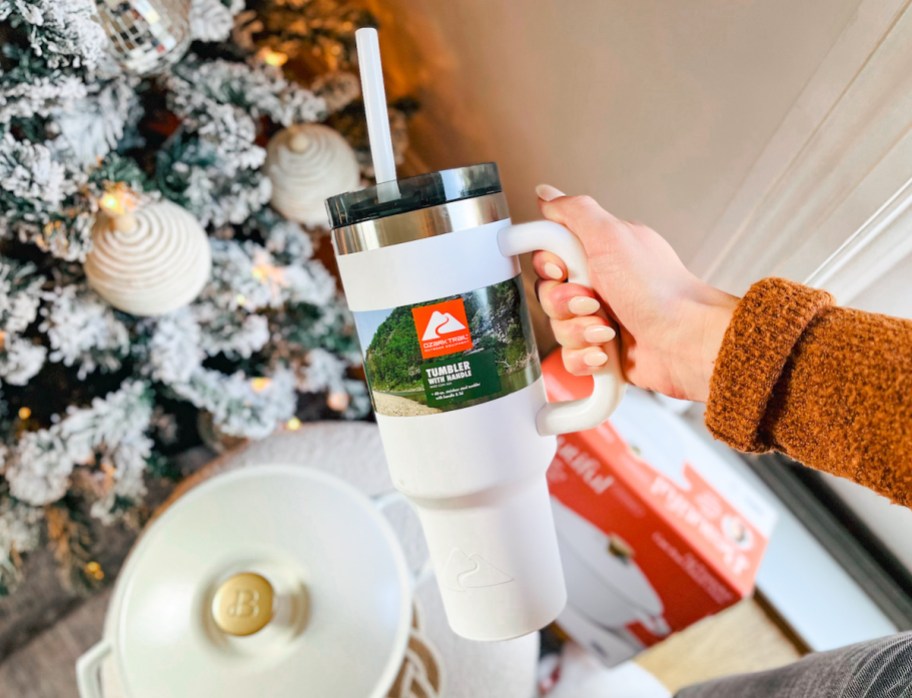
(364, 305, 423, 392)
(353, 276, 541, 417)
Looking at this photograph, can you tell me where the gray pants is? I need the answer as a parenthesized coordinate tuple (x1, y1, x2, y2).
(676, 632, 912, 697)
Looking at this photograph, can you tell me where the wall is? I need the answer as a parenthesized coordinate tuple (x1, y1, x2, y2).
(363, 0, 911, 574)
(365, 0, 862, 263)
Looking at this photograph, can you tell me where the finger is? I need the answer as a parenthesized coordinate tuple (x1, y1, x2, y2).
(551, 316, 617, 350)
(536, 280, 600, 320)
(562, 344, 612, 376)
(535, 190, 625, 257)
(537, 189, 618, 226)
(532, 250, 566, 281)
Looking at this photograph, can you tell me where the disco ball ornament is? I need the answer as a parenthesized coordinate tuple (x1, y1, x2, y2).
(94, 0, 192, 76)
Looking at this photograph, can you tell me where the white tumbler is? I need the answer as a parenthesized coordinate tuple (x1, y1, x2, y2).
(327, 164, 625, 641)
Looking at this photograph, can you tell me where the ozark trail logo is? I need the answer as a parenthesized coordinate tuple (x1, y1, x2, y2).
(412, 298, 473, 359)
(420, 311, 467, 341)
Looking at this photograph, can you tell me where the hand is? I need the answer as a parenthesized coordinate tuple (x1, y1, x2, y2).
(532, 184, 738, 402)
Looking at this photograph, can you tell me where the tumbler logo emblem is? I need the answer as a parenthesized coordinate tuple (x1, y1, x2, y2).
(442, 548, 514, 592)
(420, 311, 466, 341)
(412, 298, 473, 359)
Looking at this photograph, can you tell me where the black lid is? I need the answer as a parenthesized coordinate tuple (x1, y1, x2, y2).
(325, 163, 502, 228)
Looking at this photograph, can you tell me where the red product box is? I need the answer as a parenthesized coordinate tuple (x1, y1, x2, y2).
(543, 351, 777, 665)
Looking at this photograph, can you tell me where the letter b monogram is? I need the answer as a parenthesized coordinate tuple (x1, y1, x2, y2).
(212, 572, 273, 636)
(227, 588, 260, 618)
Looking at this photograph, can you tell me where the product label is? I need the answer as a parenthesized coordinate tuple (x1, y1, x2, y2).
(353, 275, 541, 417)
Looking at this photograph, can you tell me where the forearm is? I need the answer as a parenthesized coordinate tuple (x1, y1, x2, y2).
(705, 278, 912, 507)
(676, 632, 912, 697)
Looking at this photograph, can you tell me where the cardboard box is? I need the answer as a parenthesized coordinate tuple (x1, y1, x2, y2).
(543, 352, 777, 665)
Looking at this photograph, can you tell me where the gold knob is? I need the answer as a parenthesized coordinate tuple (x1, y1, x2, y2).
(212, 572, 275, 636)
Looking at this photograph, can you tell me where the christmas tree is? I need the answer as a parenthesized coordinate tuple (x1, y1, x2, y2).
(0, 0, 412, 594)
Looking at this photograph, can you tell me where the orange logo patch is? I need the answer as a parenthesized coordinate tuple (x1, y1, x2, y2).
(412, 298, 473, 359)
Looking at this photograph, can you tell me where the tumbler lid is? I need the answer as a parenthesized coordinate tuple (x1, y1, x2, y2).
(326, 163, 501, 228)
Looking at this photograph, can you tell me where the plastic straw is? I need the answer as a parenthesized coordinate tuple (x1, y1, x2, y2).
(356, 28, 398, 186)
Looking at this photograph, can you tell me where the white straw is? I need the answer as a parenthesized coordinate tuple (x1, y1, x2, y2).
(356, 28, 398, 186)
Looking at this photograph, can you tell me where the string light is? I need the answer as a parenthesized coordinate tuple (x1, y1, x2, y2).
(18, 406, 31, 420)
(98, 192, 125, 216)
(251, 255, 287, 303)
(326, 391, 350, 412)
(250, 377, 272, 393)
(97, 185, 137, 217)
(84, 561, 105, 581)
(235, 294, 248, 308)
(285, 417, 302, 431)
(258, 47, 289, 67)
(98, 186, 139, 233)
(258, 264, 286, 286)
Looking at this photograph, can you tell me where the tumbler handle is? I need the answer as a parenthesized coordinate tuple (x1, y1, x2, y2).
(498, 220, 625, 435)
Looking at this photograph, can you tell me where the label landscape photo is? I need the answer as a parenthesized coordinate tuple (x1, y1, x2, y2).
(353, 276, 541, 417)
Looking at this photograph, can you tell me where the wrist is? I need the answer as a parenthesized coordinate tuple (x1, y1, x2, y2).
(674, 285, 738, 403)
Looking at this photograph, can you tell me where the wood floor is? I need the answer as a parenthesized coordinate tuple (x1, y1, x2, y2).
(636, 595, 805, 693)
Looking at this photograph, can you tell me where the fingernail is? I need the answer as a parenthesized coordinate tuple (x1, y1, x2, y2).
(568, 296, 600, 315)
(584, 325, 616, 343)
(536, 184, 565, 202)
(543, 262, 563, 280)
(583, 349, 609, 367)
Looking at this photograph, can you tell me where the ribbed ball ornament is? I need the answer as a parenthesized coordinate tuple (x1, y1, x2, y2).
(85, 201, 211, 317)
(264, 124, 361, 228)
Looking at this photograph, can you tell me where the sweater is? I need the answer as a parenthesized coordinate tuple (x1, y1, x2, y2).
(706, 278, 912, 508)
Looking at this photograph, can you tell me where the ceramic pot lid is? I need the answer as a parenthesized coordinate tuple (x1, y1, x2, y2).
(108, 466, 412, 698)
(609, 390, 690, 487)
(552, 499, 663, 617)
(557, 603, 640, 665)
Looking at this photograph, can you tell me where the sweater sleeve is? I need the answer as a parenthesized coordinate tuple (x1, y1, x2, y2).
(705, 277, 912, 508)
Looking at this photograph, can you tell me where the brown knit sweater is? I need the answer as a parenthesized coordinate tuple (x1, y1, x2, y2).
(706, 278, 912, 508)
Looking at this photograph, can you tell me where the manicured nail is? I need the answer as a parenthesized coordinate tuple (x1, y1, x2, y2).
(568, 296, 600, 315)
(535, 184, 565, 202)
(583, 349, 609, 367)
(543, 262, 563, 280)
(584, 325, 616, 343)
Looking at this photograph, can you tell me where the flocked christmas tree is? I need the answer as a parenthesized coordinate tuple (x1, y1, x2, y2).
(0, 0, 414, 594)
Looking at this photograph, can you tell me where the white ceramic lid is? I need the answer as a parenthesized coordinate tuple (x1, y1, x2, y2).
(552, 499, 663, 617)
(556, 604, 640, 665)
(107, 466, 413, 698)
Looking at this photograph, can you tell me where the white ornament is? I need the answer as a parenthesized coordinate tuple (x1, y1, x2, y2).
(86, 200, 211, 317)
(264, 124, 361, 228)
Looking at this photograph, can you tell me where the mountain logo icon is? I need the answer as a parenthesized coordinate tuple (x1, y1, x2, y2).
(421, 310, 467, 341)
(412, 298, 473, 359)
(441, 548, 514, 592)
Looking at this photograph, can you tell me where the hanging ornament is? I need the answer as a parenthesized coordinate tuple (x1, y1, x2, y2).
(86, 196, 211, 316)
(264, 124, 361, 228)
(94, 0, 192, 76)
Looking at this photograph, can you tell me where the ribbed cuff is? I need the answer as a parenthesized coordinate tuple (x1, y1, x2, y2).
(706, 278, 833, 452)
